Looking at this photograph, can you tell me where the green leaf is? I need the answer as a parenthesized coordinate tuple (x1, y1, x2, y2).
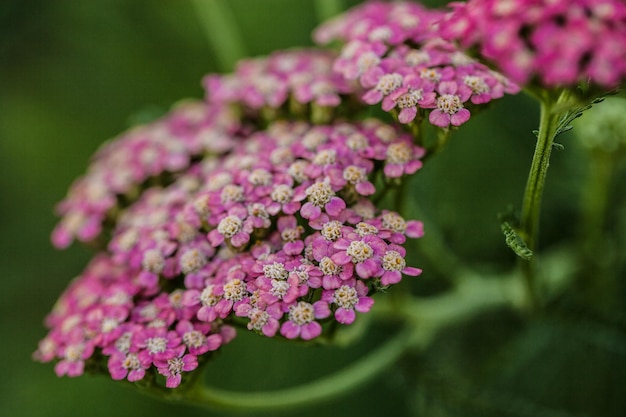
(501, 222, 533, 261)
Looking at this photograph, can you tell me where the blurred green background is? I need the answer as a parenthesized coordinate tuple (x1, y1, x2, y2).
(2, 1, 624, 416)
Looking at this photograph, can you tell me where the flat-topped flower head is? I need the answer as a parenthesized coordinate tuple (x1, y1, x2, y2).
(40, 87, 428, 388)
(440, 0, 626, 88)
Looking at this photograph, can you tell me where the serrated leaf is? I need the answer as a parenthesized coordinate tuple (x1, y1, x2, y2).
(501, 222, 533, 260)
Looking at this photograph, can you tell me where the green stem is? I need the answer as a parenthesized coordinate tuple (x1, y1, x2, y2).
(423, 128, 451, 163)
(580, 150, 615, 256)
(183, 327, 412, 410)
(519, 89, 567, 310)
(192, 0, 247, 71)
(578, 149, 618, 299)
(314, 0, 344, 23)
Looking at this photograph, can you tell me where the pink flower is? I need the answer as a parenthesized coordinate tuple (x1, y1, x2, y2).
(155, 346, 198, 388)
(383, 141, 424, 178)
(235, 303, 283, 337)
(300, 180, 347, 220)
(322, 281, 374, 324)
(380, 246, 422, 286)
(277, 216, 305, 255)
(54, 342, 94, 377)
(108, 352, 148, 382)
(280, 301, 331, 340)
(135, 327, 181, 366)
(427, 81, 472, 128)
(332, 234, 387, 279)
(439, 0, 626, 88)
(176, 320, 223, 356)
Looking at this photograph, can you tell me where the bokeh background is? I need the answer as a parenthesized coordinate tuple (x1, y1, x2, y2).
(2, 1, 624, 416)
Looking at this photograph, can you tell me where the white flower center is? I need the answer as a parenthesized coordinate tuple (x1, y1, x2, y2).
(313, 149, 337, 166)
(142, 249, 165, 274)
(375, 73, 403, 95)
(356, 222, 378, 236)
(281, 226, 302, 242)
(146, 337, 167, 354)
(223, 279, 246, 302)
(140, 304, 159, 320)
(375, 125, 396, 143)
(180, 248, 207, 274)
(319, 256, 342, 276)
(200, 285, 220, 307)
(65, 344, 83, 362)
(382, 212, 407, 233)
(217, 215, 243, 238)
(115, 333, 132, 354)
(176, 221, 197, 243)
(306, 182, 334, 207)
(437, 94, 463, 114)
(321, 221, 343, 241)
(101, 318, 119, 334)
(169, 290, 184, 308)
(288, 161, 309, 183)
(270, 279, 290, 298)
(346, 240, 374, 263)
(396, 89, 423, 109)
(356, 52, 381, 74)
(248, 169, 272, 186)
(263, 262, 289, 280)
(117, 229, 138, 251)
(167, 357, 185, 375)
(346, 133, 368, 150)
(386, 142, 412, 165)
(463, 75, 489, 94)
(248, 308, 270, 330)
(420, 68, 441, 82)
(333, 285, 359, 310)
(302, 130, 327, 150)
(343, 165, 367, 184)
(247, 203, 269, 220)
(123, 353, 142, 370)
(183, 330, 206, 349)
(288, 301, 315, 325)
(405, 50, 430, 66)
(271, 184, 294, 204)
(220, 184, 244, 204)
(270, 148, 294, 165)
(383, 250, 406, 271)
(369, 26, 392, 42)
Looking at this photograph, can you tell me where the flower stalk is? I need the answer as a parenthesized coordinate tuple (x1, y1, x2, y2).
(519, 89, 570, 310)
(192, 0, 247, 71)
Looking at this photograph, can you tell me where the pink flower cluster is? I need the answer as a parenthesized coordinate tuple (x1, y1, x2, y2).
(51, 101, 239, 249)
(440, 0, 626, 88)
(314, 1, 519, 127)
(204, 49, 354, 114)
(109, 119, 424, 338)
(36, 117, 425, 387)
(33, 254, 236, 388)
